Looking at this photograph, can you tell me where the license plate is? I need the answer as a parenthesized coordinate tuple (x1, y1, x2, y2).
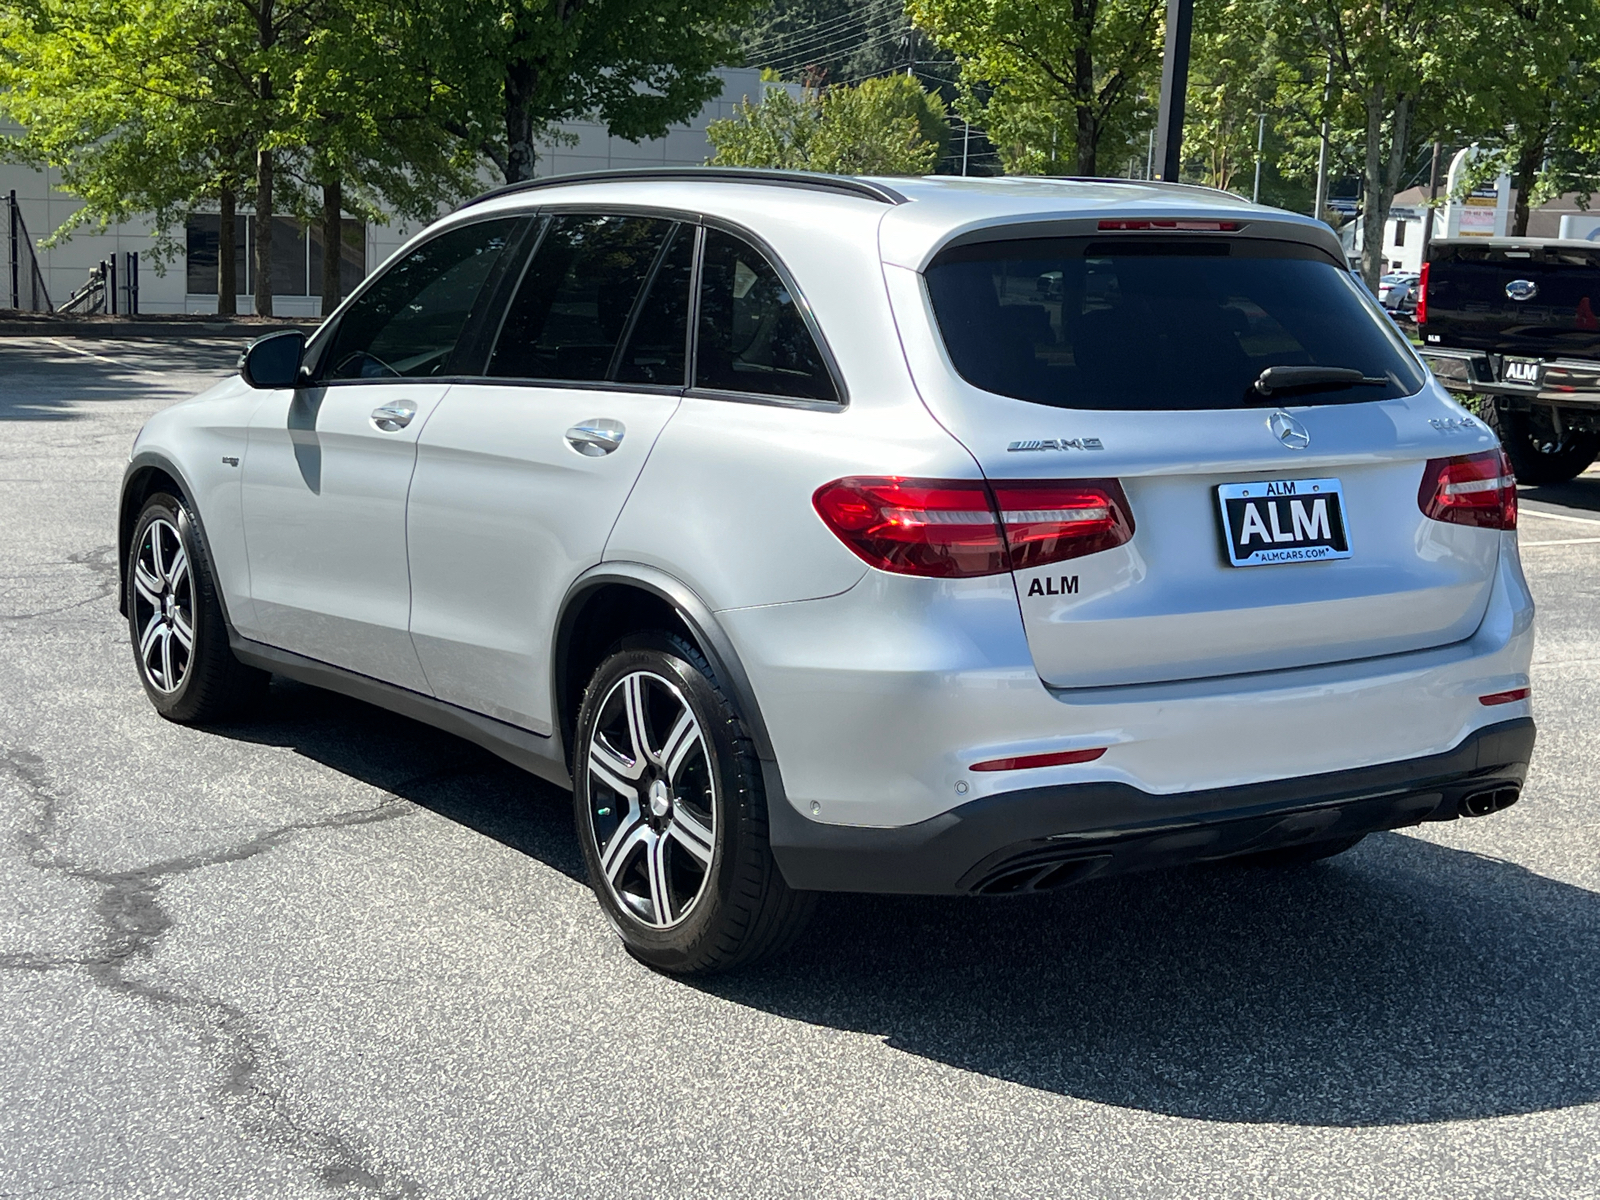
(1503, 357, 1542, 385)
(1217, 479, 1352, 567)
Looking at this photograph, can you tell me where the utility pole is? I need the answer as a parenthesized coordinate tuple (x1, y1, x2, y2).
(1420, 139, 1442, 258)
(962, 121, 971, 176)
(8, 191, 18, 311)
(1252, 112, 1266, 203)
(1313, 57, 1333, 222)
(1152, 0, 1195, 181)
(1146, 127, 1155, 179)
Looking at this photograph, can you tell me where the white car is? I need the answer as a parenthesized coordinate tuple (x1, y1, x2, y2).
(119, 170, 1536, 973)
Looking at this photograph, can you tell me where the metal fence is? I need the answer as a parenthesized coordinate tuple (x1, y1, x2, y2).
(7, 190, 54, 312)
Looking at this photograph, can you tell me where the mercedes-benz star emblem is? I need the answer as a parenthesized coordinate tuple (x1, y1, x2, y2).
(1505, 279, 1539, 302)
(1269, 411, 1311, 450)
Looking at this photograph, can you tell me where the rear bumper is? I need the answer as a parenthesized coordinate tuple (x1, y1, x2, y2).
(768, 718, 1535, 895)
(1420, 346, 1600, 405)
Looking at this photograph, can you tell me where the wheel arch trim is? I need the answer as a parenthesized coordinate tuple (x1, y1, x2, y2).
(119, 450, 233, 629)
(554, 563, 779, 768)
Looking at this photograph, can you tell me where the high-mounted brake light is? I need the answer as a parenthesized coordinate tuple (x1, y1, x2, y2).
(1417, 450, 1517, 530)
(1097, 219, 1240, 232)
(813, 478, 1135, 578)
(971, 747, 1107, 772)
(1416, 262, 1430, 325)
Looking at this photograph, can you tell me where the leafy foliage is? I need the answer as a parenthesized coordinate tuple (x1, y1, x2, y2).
(707, 74, 949, 174)
(906, 0, 1165, 175)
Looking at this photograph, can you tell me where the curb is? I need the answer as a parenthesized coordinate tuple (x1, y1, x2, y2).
(0, 316, 321, 339)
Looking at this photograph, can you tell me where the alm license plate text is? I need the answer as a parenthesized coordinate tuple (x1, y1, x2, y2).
(1217, 478, 1351, 567)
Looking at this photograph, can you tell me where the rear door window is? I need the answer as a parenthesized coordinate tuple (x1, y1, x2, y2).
(321, 217, 520, 380)
(694, 228, 839, 402)
(487, 214, 679, 383)
(925, 237, 1427, 410)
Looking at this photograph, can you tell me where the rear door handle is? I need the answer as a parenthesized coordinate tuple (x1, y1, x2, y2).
(371, 400, 417, 432)
(565, 419, 625, 457)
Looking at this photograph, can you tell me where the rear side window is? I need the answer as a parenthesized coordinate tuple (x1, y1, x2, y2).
(322, 218, 519, 380)
(695, 228, 838, 402)
(488, 214, 677, 382)
(925, 237, 1427, 410)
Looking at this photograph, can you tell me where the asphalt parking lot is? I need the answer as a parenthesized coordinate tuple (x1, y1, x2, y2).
(2, 335, 1598, 1199)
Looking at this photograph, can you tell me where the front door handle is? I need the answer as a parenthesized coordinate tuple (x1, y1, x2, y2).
(565, 419, 625, 457)
(371, 400, 417, 432)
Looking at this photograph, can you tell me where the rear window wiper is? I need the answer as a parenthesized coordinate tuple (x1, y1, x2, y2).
(1251, 365, 1390, 398)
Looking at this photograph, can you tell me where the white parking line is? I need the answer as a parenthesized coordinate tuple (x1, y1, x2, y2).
(1519, 507, 1600, 526)
(1520, 537, 1600, 547)
(47, 337, 143, 371)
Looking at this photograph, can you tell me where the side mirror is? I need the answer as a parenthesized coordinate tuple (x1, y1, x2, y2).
(239, 330, 307, 389)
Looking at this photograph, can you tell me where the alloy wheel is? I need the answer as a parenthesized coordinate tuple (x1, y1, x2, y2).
(131, 517, 194, 693)
(585, 670, 716, 929)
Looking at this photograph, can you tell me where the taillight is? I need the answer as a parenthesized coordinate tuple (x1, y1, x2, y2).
(1416, 262, 1429, 325)
(812, 478, 1007, 577)
(989, 480, 1135, 569)
(1418, 449, 1517, 529)
(813, 477, 1134, 577)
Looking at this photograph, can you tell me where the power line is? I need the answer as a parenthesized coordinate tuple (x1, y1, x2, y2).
(765, 27, 910, 75)
(742, 0, 898, 57)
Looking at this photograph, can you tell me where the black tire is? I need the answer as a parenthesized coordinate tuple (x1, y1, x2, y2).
(126, 492, 268, 723)
(1486, 404, 1600, 485)
(573, 632, 814, 974)
(1230, 833, 1366, 869)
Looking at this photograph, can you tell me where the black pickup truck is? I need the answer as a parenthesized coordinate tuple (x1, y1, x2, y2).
(1418, 237, 1600, 483)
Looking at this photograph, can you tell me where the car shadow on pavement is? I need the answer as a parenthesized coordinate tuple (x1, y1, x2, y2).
(209, 681, 1599, 1129)
(699, 834, 1600, 1128)
(216, 678, 586, 883)
(1520, 471, 1600, 513)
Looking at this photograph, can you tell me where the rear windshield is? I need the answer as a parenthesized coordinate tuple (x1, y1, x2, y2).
(925, 237, 1427, 410)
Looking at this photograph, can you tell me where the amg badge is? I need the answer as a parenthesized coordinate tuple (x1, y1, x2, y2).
(1008, 437, 1104, 452)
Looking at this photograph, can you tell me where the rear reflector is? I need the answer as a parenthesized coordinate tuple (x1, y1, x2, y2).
(1479, 688, 1530, 706)
(971, 747, 1107, 772)
(813, 477, 1135, 577)
(1418, 449, 1517, 530)
(1097, 219, 1240, 232)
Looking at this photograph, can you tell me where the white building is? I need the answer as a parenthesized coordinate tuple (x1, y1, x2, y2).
(2, 67, 773, 317)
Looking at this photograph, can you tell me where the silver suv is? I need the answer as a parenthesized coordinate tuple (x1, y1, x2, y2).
(120, 169, 1536, 973)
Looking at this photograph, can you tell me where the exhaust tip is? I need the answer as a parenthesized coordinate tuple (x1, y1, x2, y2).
(1459, 785, 1520, 818)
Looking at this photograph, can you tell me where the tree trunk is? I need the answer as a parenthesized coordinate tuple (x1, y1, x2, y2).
(1360, 86, 1413, 291)
(504, 57, 539, 183)
(253, 148, 274, 317)
(217, 186, 237, 317)
(253, 0, 276, 316)
(1072, 32, 1097, 175)
(1360, 88, 1388, 291)
(320, 179, 343, 316)
(1510, 129, 1546, 237)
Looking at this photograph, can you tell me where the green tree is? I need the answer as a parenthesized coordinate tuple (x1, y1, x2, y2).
(430, 0, 762, 184)
(1445, 0, 1600, 234)
(708, 75, 949, 173)
(0, 0, 480, 314)
(906, 0, 1165, 175)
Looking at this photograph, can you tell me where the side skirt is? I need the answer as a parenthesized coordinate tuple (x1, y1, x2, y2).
(229, 635, 572, 790)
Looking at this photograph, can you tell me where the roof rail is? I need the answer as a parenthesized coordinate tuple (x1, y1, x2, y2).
(454, 167, 910, 212)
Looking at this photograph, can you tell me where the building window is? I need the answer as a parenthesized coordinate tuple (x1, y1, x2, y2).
(184, 214, 364, 296)
(1393, 220, 1406, 247)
